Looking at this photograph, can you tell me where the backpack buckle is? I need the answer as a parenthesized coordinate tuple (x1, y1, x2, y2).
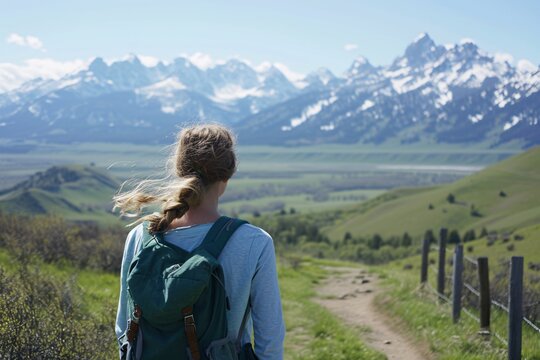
(184, 314, 196, 329)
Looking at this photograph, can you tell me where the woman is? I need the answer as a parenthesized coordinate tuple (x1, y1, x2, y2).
(114, 124, 285, 359)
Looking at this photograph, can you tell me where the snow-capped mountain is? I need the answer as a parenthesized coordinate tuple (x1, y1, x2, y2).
(0, 33, 538, 146)
(237, 33, 540, 147)
(0, 54, 321, 143)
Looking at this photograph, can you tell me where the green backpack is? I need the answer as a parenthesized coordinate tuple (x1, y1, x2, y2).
(122, 216, 257, 360)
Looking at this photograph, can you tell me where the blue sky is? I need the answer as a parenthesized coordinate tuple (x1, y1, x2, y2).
(1, 0, 539, 75)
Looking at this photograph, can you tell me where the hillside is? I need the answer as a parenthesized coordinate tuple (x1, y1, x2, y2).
(326, 146, 540, 240)
(0, 165, 120, 224)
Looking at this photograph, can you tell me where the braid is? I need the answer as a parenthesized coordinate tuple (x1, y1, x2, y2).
(147, 176, 202, 233)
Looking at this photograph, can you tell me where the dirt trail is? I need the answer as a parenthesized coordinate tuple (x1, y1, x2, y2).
(314, 267, 430, 360)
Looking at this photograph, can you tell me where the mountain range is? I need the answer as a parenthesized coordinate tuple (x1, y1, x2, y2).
(0, 33, 538, 146)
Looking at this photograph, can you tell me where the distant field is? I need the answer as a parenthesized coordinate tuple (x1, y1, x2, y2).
(0, 141, 520, 219)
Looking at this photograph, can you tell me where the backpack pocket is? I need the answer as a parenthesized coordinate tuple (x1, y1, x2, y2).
(206, 338, 238, 360)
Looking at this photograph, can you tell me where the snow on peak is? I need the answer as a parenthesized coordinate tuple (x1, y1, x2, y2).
(459, 38, 476, 45)
(517, 59, 538, 73)
(413, 32, 430, 43)
(255, 62, 306, 89)
(354, 56, 369, 65)
(187, 52, 216, 70)
(284, 94, 338, 130)
(494, 53, 514, 65)
(136, 77, 186, 98)
(212, 85, 265, 103)
(138, 55, 161, 67)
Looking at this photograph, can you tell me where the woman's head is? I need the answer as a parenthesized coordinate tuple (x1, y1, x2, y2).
(113, 124, 237, 233)
(174, 124, 236, 184)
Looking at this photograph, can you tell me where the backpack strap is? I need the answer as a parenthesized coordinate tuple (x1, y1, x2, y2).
(197, 216, 248, 258)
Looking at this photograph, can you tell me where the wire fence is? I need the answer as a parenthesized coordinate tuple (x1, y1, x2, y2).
(429, 245, 540, 334)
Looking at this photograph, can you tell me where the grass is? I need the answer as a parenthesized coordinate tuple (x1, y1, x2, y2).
(326, 146, 540, 241)
(373, 262, 540, 359)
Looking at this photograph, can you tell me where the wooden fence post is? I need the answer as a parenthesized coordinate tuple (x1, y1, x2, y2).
(420, 236, 430, 285)
(477, 257, 490, 333)
(437, 228, 448, 299)
(508, 256, 523, 360)
(452, 244, 463, 323)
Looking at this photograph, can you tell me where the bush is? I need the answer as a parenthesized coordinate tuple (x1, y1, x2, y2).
(0, 265, 116, 358)
(0, 213, 126, 272)
(447, 193, 455, 204)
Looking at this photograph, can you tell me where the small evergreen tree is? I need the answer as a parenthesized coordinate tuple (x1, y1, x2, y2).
(448, 229, 461, 244)
(369, 234, 383, 250)
(424, 229, 436, 244)
(480, 227, 488, 238)
(447, 193, 455, 204)
(401, 232, 412, 247)
(463, 229, 476, 242)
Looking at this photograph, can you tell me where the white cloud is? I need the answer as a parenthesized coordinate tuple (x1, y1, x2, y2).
(344, 43, 358, 51)
(6, 33, 45, 51)
(0, 58, 87, 92)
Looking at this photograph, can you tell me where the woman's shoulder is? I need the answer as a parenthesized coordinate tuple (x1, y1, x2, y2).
(123, 223, 147, 253)
(236, 222, 272, 240)
(229, 222, 274, 253)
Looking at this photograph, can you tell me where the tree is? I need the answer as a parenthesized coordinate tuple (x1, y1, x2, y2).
(448, 229, 461, 244)
(447, 193, 455, 204)
(343, 232, 352, 244)
(463, 229, 476, 242)
(480, 227, 488, 238)
(424, 229, 436, 244)
(369, 234, 383, 250)
(470, 204, 481, 217)
(401, 232, 412, 247)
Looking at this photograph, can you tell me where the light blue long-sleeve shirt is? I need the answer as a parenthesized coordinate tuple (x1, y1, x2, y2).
(115, 221, 285, 360)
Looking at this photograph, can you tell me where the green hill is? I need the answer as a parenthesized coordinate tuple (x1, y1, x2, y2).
(0, 165, 121, 224)
(326, 146, 540, 241)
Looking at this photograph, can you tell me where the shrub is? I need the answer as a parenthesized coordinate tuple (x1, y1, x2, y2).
(0, 265, 116, 358)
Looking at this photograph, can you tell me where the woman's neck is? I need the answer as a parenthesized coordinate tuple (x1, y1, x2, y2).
(167, 182, 223, 229)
